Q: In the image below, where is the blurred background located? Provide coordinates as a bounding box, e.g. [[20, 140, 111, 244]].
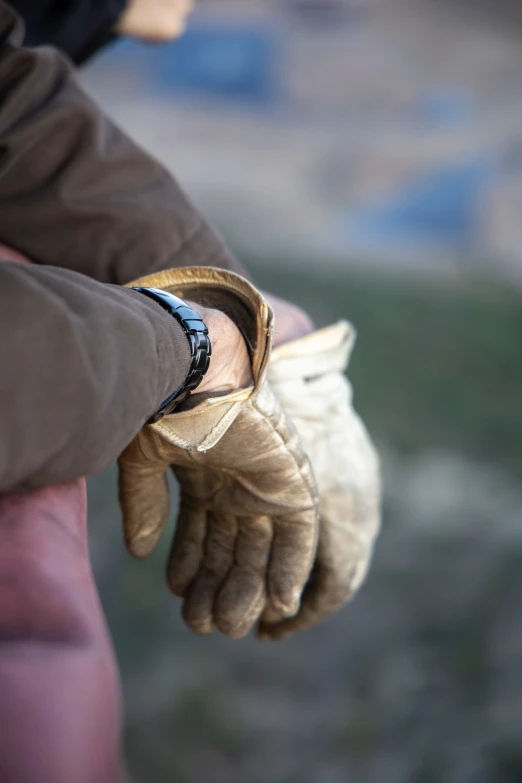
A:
[[81, 2, 522, 781]]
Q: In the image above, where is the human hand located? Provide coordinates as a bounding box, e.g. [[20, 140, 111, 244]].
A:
[[115, 0, 194, 42], [118, 267, 320, 639], [185, 300, 253, 394]]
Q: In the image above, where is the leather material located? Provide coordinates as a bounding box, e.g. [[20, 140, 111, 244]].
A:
[[118, 267, 320, 639], [258, 321, 381, 639]]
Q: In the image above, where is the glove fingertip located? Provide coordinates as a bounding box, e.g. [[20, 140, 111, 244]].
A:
[[167, 574, 187, 598], [215, 611, 254, 640], [215, 586, 266, 640], [218, 621, 251, 640], [268, 593, 301, 620], [126, 530, 161, 559], [256, 622, 293, 642], [181, 604, 215, 636], [119, 470, 170, 560], [256, 626, 277, 641]]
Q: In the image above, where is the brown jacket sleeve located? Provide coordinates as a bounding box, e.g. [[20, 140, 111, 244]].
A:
[[0, 261, 190, 492], [0, 2, 250, 492], [0, 2, 247, 284]]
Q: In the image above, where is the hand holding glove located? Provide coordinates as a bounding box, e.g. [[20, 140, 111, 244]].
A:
[[118, 268, 319, 639]]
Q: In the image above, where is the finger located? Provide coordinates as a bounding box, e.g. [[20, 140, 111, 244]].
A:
[[166, 503, 207, 597], [118, 458, 170, 559], [266, 509, 318, 619], [258, 565, 349, 640], [257, 604, 320, 641], [214, 516, 272, 639], [181, 513, 237, 635], [259, 526, 374, 640]]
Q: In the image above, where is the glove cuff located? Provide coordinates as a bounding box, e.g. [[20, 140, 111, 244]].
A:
[[268, 320, 356, 383], [126, 267, 273, 385], [126, 267, 274, 452]]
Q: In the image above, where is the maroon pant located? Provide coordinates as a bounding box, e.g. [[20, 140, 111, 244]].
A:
[[0, 247, 122, 782]]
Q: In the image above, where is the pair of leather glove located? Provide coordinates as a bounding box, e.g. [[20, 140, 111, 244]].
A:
[[118, 267, 381, 640]]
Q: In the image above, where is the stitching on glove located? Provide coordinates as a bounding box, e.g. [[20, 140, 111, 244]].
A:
[[155, 400, 244, 452]]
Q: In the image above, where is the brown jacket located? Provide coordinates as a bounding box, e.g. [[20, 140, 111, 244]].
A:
[[0, 2, 246, 492]]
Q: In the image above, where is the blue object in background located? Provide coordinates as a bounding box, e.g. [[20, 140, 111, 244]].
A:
[[336, 158, 495, 251], [149, 25, 279, 104], [103, 24, 279, 105]]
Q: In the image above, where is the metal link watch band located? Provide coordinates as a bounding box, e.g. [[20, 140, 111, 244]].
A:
[[131, 286, 212, 424]]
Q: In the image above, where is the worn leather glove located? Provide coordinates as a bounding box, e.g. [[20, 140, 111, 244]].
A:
[[118, 268, 319, 639], [257, 321, 381, 639]]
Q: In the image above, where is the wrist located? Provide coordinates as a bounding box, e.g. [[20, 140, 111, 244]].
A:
[[185, 301, 253, 394]]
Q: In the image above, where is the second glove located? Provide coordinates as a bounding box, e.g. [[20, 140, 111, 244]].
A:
[[258, 320, 381, 639]]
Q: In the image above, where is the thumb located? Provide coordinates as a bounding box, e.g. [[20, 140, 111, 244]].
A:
[[118, 452, 170, 559]]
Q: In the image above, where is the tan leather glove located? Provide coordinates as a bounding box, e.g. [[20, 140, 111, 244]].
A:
[[118, 268, 319, 639], [257, 321, 381, 639]]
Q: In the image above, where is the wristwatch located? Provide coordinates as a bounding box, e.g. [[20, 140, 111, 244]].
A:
[[132, 286, 212, 424]]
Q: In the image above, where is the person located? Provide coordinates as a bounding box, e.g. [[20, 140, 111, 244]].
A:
[[0, 0, 313, 496], [0, 2, 318, 780], [0, 2, 381, 780], [12, 0, 197, 64]]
